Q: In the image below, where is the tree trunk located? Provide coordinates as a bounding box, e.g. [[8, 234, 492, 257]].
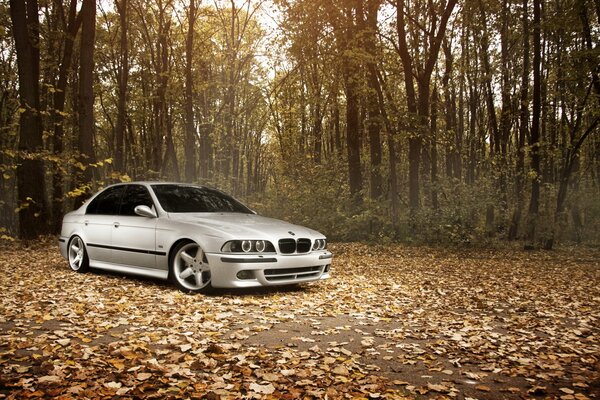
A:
[[184, 0, 197, 182], [9, 0, 47, 239], [77, 0, 97, 200], [442, 39, 458, 180], [343, 4, 362, 205], [115, 0, 128, 174], [498, 0, 511, 210], [525, 0, 542, 249], [365, 0, 382, 199], [333, 96, 342, 155], [345, 71, 361, 203], [396, 0, 419, 213], [508, 0, 529, 241], [374, 72, 399, 226], [477, 0, 500, 157], [430, 87, 439, 210], [51, 0, 81, 233]]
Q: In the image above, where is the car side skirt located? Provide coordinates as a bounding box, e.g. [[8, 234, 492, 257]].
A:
[[88, 261, 169, 280]]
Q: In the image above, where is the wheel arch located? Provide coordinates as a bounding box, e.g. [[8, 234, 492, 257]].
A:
[[67, 232, 87, 248], [168, 238, 193, 264]]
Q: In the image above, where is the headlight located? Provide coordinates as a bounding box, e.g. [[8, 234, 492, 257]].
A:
[[221, 240, 275, 253], [241, 240, 252, 252], [312, 239, 327, 251]]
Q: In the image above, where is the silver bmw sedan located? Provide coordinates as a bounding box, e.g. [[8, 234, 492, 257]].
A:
[[59, 182, 332, 293]]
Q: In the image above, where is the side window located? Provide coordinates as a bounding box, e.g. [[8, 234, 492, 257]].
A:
[[119, 185, 154, 216], [86, 186, 125, 215]]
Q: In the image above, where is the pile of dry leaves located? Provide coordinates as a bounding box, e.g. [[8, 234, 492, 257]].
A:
[[1, 240, 598, 399]]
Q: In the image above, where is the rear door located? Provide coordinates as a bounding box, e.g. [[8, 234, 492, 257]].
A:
[[111, 184, 158, 269], [84, 185, 125, 263]]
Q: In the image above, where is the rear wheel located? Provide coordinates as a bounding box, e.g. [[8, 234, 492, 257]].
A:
[[170, 241, 212, 293], [68, 236, 89, 272]]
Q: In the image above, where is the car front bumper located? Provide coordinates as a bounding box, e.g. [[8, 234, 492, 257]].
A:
[[205, 250, 332, 288]]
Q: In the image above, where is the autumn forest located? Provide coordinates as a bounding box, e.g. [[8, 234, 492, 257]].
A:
[[1, 1, 600, 398], [1, 0, 599, 247]]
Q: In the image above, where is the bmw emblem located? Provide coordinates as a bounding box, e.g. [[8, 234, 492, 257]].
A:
[[288, 231, 295, 236]]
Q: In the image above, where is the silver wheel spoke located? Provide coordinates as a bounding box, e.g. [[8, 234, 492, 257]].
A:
[[194, 272, 203, 286], [179, 267, 194, 279], [180, 251, 194, 264], [71, 244, 80, 253], [73, 255, 81, 265]]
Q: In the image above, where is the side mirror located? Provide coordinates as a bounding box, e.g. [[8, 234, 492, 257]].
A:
[[134, 205, 157, 218]]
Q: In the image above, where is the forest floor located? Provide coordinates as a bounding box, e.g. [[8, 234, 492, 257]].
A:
[[0, 241, 598, 399]]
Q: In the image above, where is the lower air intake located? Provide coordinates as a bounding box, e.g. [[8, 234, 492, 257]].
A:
[[264, 266, 323, 282]]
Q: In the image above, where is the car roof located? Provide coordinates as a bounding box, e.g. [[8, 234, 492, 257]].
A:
[[105, 181, 205, 187]]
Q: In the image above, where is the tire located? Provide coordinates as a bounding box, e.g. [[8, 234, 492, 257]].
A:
[[169, 241, 212, 293], [68, 235, 89, 273]]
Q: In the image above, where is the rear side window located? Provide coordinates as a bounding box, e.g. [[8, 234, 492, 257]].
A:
[[119, 185, 154, 216], [86, 186, 125, 215]]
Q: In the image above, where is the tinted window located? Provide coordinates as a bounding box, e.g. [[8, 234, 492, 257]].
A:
[[119, 185, 154, 216], [86, 186, 125, 215], [151, 184, 252, 213]]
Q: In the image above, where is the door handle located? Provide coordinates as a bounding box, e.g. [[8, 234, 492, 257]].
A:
[[113, 222, 120, 228]]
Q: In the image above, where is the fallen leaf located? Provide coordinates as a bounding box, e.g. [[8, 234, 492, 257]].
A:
[[249, 382, 275, 394], [104, 381, 122, 389], [136, 372, 152, 381]]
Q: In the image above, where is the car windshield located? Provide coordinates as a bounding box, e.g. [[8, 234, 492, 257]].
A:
[[151, 184, 253, 213]]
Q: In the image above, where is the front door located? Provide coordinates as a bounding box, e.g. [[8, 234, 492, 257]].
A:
[[111, 184, 157, 269]]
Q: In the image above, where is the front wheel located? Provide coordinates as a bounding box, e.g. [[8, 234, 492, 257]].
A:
[[170, 241, 212, 293], [68, 236, 89, 272]]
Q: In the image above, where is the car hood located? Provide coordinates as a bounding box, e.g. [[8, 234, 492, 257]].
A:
[[166, 212, 322, 239]]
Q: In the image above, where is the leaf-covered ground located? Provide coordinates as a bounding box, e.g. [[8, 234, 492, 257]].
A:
[[0, 241, 598, 399]]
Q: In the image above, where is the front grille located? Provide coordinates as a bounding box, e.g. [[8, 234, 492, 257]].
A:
[[296, 238, 311, 253], [278, 239, 296, 254], [264, 266, 323, 282]]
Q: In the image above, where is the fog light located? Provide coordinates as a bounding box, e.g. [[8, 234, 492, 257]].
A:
[[241, 240, 252, 252], [255, 240, 265, 252], [236, 270, 255, 280]]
